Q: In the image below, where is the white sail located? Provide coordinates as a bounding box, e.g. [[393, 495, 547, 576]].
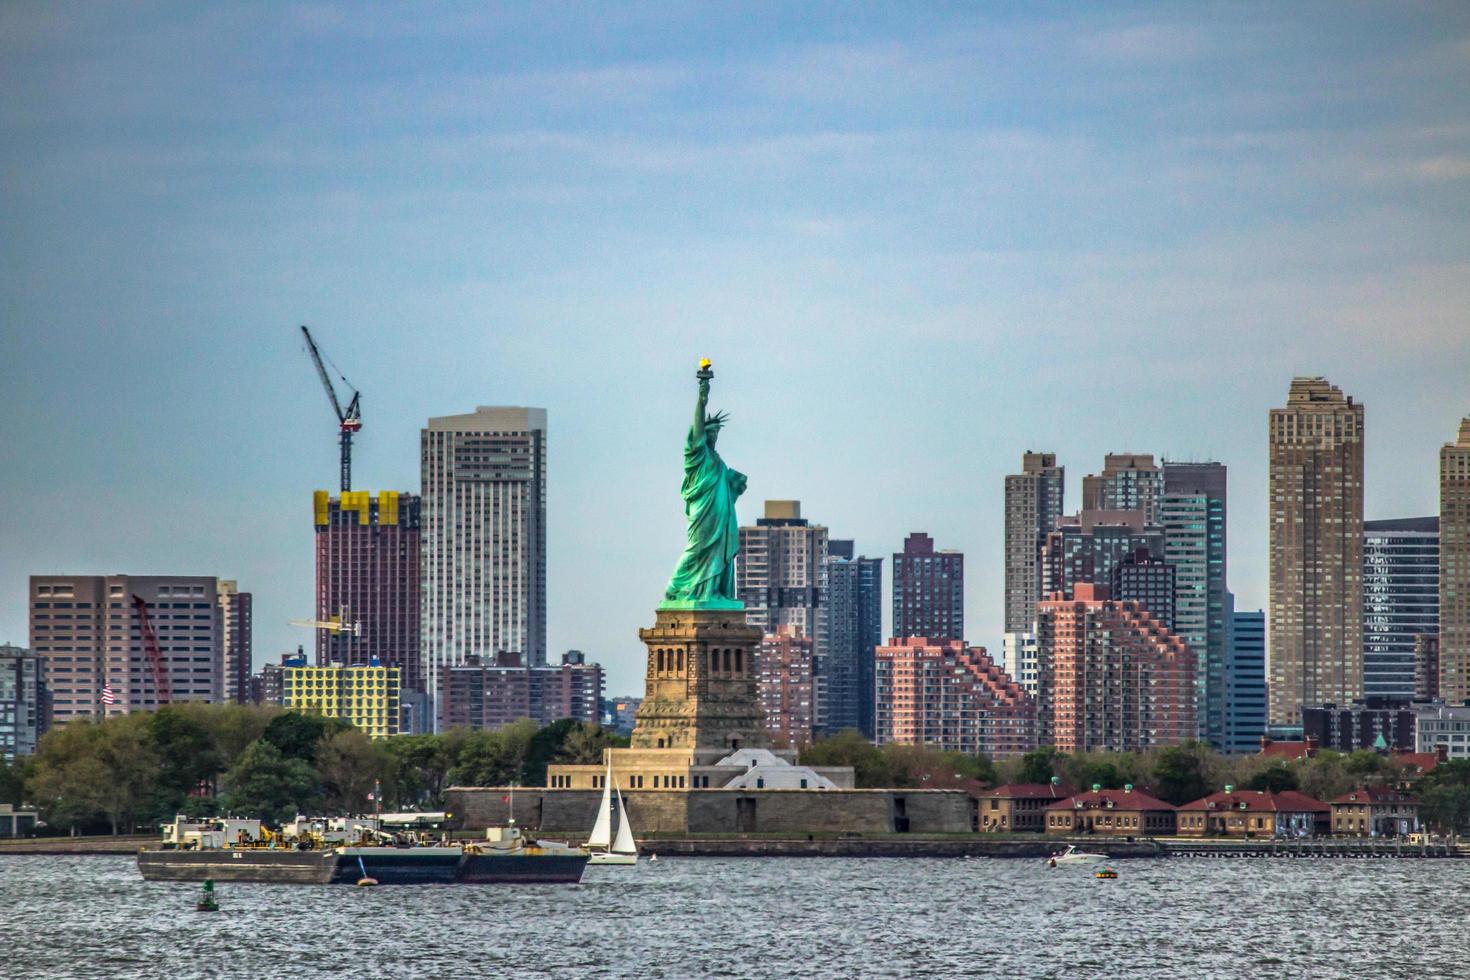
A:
[[612, 784, 636, 855], [587, 771, 613, 849]]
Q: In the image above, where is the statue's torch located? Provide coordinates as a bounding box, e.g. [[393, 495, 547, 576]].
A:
[[697, 358, 713, 382]]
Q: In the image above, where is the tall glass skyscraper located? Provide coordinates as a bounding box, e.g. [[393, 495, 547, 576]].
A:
[[1163, 460, 1228, 746], [1224, 595, 1267, 753], [1362, 517, 1439, 700]]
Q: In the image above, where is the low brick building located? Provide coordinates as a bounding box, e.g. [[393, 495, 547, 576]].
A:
[[1176, 788, 1329, 838], [1330, 787, 1420, 837], [976, 781, 1073, 833], [1043, 786, 1176, 836]]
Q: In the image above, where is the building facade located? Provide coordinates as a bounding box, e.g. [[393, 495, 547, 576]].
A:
[[0, 644, 44, 761], [1441, 417, 1470, 705], [1268, 377, 1365, 727], [1083, 453, 1163, 524], [1036, 584, 1196, 753], [437, 651, 604, 732], [874, 638, 1036, 758], [216, 580, 253, 705], [1111, 547, 1176, 630], [1042, 511, 1166, 604], [282, 662, 401, 738], [737, 501, 829, 724], [824, 542, 882, 738], [892, 533, 964, 643], [1176, 789, 1330, 837], [1223, 600, 1267, 754], [1300, 697, 1417, 753], [1003, 631, 1040, 697], [313, 489, 423, 690], [1330, 787, 1420, 837], [1004, 452, 1065, 633], [1415, 702, 1470, 760], [421, 407, 548, 719], [755, 627, 816, 747], [976, 781, 1072, 832], [1362, 517, 1439, 701], [1162, 460, 1229, 746], [1044, 786, 1177, 836], [1415, 634, 1441, 701], [30, 575, 223, 722]]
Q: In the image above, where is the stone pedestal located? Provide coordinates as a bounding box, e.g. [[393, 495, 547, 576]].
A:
[[630, 606, 767, 764]]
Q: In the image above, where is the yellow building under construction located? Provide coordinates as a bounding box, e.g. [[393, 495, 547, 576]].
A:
[[283, 663, 401, 739]]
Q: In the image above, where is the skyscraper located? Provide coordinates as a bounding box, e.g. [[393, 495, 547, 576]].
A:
[[30, 575, 224, 722], [754, 626, 816, 747], [1362, 517, 1439, 701], [1035, 583, 1196, 753], [892, 533, 964, 643], [737, 500, 829, 722], [438, 651, 604, 731], [217, 580, 253, 704], [313, 489, 423, 690], [874, 638, 1036, 758], [1268, 377, 1365, 728], [1083, 453, 1163, 524], [1111, 547, 1176, 630], [1162, 460, 1229, 745], [1042, 510, 1165, 602], [1223, 596, 1267, 754], [1441, 417, 1470, 705], [823, 545, 883, 738], [1004, 452, 1064, 633], [421, 407, 547, 719], [0, 644, 43, 761]]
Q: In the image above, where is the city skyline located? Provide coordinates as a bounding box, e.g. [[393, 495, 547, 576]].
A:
[[4, 5, 1469, 697]]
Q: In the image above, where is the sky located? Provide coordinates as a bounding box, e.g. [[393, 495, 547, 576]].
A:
[[2, 2, 1468, 697]]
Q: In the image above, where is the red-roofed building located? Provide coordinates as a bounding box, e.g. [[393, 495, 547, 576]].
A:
[[1176, 788, 1329, 838], [1330, 787, 1421, 836], [1044, 786, 1177, 836], [1257, 736, 1318, 761], [976, 781, 1074, 833]]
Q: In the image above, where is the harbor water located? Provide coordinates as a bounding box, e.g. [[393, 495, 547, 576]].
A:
[[2, 854, 1467, 978]]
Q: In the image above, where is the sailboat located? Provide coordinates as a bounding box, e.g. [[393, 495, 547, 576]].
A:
[[586, 762, 638, 866]]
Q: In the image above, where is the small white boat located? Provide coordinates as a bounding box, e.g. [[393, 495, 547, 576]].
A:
[[586, 761, 638, 866], [1048, 844, 1107, 866]]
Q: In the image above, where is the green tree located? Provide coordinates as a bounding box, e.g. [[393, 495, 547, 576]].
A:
[[96, 713, 162, 834], [0, 757, 23, 806], [221, 740, 319, 824], [1417, 759, 1470, 834], [448, 721, 538, 788], [151, 705, 221, 806], [1150, 743, 1215, 805], [799, 730, 891, 787], [1243, 762, 1299, 793], [1015, 746, 1063, 786], [315, 729, 386, 815], [261, 711, 351, 762]]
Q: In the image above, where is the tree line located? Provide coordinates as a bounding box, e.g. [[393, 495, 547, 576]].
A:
[[799, 730, 1470, 833], [4, 711, 1466, 835], [0, 703, 622, 835]]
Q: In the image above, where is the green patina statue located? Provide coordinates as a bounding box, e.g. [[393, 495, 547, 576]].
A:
[[662, 359, 747, 609]]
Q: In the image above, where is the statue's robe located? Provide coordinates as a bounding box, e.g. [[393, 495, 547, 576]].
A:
[[664, 425, 747, 602]]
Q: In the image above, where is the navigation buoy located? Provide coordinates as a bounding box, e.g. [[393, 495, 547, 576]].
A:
[[1095, 867, 1118, 880], [196, 879, 220, 912], [356, 877, 379, 887]]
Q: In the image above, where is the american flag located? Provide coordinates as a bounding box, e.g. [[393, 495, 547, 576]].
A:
[[101, 683, 115, 706]]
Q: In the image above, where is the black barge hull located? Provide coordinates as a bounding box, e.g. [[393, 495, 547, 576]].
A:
[[137, 849, 339, 883]]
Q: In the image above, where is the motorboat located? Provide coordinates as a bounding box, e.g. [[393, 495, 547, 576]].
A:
[[586, 760, 638, 866], [1047, 844, 1107, 866]]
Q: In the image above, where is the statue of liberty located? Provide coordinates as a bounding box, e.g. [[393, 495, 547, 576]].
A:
[[663, 359, 747, 608]]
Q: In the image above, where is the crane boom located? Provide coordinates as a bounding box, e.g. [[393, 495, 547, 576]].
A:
[[132, 594, 173, 706], [300, 325, 363, 492], [301, 324, 346, 421]]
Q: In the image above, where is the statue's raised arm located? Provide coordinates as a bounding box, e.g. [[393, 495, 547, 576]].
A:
[[662, 359, 747, 609]]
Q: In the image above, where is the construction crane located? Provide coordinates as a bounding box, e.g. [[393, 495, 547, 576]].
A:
[[131, 595, 173, 706], [300, 325, 363, 492], [287, 614, 362, 638]]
